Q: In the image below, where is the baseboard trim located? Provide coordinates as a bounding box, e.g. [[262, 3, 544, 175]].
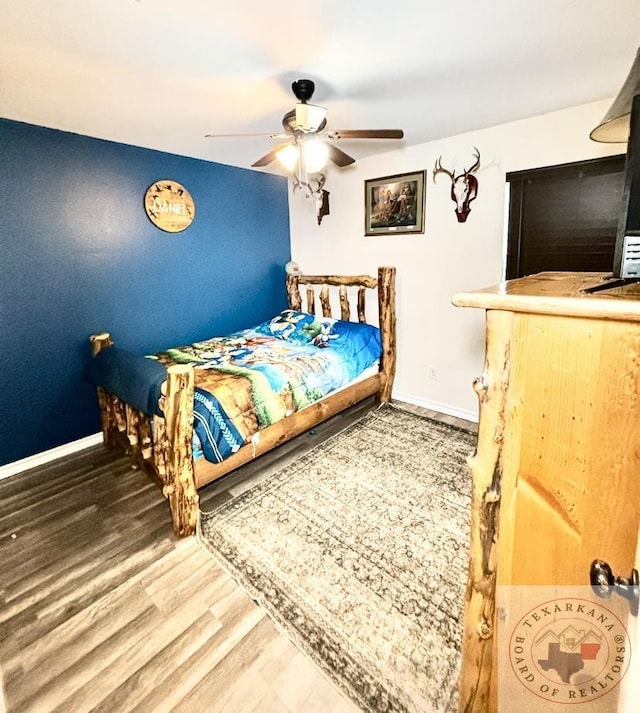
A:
[[392, 390, 478, 424], [0, 433, 104, 481]]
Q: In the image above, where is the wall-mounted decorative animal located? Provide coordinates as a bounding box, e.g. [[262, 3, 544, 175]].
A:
[[433, 147, 481, 222], [293, 173, 330, 225]]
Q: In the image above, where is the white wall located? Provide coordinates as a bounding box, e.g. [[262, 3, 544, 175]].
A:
[[289, 99, 623, 420]]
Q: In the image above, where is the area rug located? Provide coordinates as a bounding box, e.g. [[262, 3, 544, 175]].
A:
[[197, 404, 475, 713]]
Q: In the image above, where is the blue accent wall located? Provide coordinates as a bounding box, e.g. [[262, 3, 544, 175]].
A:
[[0, 118, 291, 466]]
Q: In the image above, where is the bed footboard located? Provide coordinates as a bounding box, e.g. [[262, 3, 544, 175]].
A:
[[89, 333, 199, 536]]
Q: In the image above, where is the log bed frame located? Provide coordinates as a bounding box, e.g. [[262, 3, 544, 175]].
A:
[[89, 266, 396, 537]]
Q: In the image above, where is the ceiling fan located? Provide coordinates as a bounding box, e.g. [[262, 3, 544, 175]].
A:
[[205, 79, 404, 171]]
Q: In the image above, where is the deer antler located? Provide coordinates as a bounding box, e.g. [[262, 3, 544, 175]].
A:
[[292, 173, 326, 198], [433, 157, 454, 183], [465, 147, 481, 175]]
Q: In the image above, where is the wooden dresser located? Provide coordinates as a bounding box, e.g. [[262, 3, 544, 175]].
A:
[[452, 272, 640, 711]]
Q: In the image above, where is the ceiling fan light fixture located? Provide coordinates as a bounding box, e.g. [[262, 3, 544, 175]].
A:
[[276, 143, 299, 172], [302, 138, 329, 174]]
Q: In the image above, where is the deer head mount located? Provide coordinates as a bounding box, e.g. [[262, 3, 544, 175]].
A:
[[292, 173, 330, 225], [433, 147, 480, 223]]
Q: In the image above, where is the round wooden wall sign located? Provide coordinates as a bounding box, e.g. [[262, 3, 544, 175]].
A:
[[144, 180, 195, 232]]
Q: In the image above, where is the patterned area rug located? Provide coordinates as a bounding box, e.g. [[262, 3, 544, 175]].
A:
[[197, 404, 475, 713]]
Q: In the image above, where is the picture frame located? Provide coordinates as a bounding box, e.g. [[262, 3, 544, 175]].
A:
[[364, 170, 426, 236]]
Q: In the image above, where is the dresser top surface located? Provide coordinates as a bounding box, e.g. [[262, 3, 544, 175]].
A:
[[452, 272, 640, 321]]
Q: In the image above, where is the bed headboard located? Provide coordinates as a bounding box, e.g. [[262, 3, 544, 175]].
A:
[[286, 266, 390, 324], [286, 266, 396, 402]]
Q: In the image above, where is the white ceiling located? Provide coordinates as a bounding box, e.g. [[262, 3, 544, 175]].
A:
[[1, 0, 639, 173]]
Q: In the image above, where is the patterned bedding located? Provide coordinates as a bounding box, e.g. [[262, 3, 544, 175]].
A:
[[149, 310, 382, 464]]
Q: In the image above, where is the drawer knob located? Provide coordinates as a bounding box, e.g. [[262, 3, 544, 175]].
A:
[[590, 559, 639, 616]]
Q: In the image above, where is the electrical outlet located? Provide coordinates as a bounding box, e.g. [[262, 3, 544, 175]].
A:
[[428, 368, 438, 380]]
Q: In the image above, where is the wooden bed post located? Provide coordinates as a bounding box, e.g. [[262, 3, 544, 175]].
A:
[[286, 273, 302, 311], [89, 332, 113, 357], [89, 332, 116, 447], [377, 266, 397, 403], [161, 364, 199, 537]]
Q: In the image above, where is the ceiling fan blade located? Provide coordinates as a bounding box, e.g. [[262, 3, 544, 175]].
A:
[[205, 132, 288, 139], [251, 142, 293, 168], [327, 129, 404, 140], [326, 143, 356, 167], [251, 148, 281, 167]]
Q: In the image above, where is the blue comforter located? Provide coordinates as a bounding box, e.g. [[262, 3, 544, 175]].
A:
[[153, 310, 382, 464]]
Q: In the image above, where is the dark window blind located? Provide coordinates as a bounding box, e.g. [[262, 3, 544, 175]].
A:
[[506, 155, 626, 279]]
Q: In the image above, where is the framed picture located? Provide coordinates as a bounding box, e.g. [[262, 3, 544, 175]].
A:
[[364, 170, 426, 236]]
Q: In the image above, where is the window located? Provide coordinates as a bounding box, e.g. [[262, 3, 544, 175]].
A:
[[506, 155, 626, 279]]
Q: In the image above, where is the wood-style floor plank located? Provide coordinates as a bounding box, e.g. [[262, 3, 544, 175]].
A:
[[57, 574, 225, 712], [0, 399, 476, 713], [89, 611, 222, 713]]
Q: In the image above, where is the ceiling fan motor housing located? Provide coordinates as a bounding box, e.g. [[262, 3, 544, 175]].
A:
[[292, 79, 315, 103], [293, 105, 327, 133]]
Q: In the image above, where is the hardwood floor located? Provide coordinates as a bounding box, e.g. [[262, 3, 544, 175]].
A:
[[0, 399, 476, 713]]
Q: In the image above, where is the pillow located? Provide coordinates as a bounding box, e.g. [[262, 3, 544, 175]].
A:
[[86, 347, 167, 416], [255, 309, 317, 344], [311, 318, 382, 378]]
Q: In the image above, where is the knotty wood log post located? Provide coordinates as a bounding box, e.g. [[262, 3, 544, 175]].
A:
[[89, 332, 158, 468], [89, 332, 117, 447], [357, 287, 366, 323], [152, 415, 168, 483], [125, 403, 142, 467], [286, 273, 302, 311], [161, 364, 199, 537], [137, 414, 153, 462], [320, 285, 331, 317], [89, 332, 113, 358], [377, 266, 397, 403], [339, 285, 350, 321], [306, 285, 315, 314], [458, 309, 513, 712], [124, 403, 154, 469]]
